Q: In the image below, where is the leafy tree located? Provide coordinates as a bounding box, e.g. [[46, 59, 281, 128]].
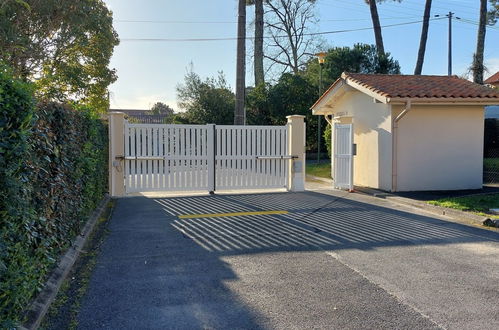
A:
[[246, 83, 271, 125], [0, 0, 119, 113], [150, 102, 174, 116], [176, 70, 234, 124], [247, 73, 318, 150], [304, 44, 400, 89]]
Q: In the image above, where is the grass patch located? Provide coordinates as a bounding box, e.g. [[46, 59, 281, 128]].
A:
[[40, 200, 115, 330], [428, 193, 499, 218], [306, 162, 331, 179], [484, 158, 499, 171]]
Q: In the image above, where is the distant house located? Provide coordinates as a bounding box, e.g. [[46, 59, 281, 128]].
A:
[[311, 73, 499, 192], [109, 109, 168, 124], [485, 71, 499, 89]]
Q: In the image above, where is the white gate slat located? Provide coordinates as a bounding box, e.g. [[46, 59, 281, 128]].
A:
[[124, 123, 130, 189], [131, 127, 136, 190], [138, 128, 143, 189], [242, 128, 247, 187], [216, 127, 222, 187], [174, 127, 180, 189], [250, 128, 255, 187], [159, 127, 164, 189]]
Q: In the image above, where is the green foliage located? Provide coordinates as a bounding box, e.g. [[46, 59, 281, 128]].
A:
[[304, 43, 401, 89], [488, 0, 499, 25], [428, 194, 499, 218], [0, 67, 108, 326], [324, 124, 332, 158], [0, 64, 36, 328], [0, 0, 119, 113], [176, 70, 235, 124], [306, 162, 331, 179], [150, 102, 174, 116], [247, 73, 320, 151]]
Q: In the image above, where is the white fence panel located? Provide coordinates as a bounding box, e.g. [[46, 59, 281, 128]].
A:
[[333, 123, 353, 190], [124, 122, 210, 193], [215, 125, 288, 190]]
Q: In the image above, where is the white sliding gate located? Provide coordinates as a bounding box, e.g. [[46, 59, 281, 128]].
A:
[[333, 123, 354, 190], [123, 122, 290, 193]]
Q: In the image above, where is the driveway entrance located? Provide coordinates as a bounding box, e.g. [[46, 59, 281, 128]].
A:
[[77, 190, 499, 329]]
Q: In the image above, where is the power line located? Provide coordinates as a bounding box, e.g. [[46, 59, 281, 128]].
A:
[[120, 17, 445, 42], [115, 19, 238, 24], [115, 16, 423, 24]]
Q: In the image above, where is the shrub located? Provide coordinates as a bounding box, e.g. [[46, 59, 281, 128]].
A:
[[0, 68, 108, 326], [324, 124, 332, 159], [0, 66, 36, 328]]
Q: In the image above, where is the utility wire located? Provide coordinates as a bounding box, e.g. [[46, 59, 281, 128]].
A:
[[120, 17, 445, 42], [115, 16, 422, 24]]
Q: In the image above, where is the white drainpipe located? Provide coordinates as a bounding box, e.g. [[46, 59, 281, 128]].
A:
[[391, 99, 412, 192]]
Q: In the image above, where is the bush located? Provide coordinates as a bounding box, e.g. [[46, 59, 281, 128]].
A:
[[324, 124, 332, 159], [0, 68, 108, 326]]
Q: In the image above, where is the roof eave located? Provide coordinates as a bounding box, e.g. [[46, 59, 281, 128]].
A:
[[343, 73, 389, 104], [389, 97, 499, 105], [311, 79, 346, 115]]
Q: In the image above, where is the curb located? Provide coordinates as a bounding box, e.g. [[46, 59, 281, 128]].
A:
[[20, 195, 111, 330], [356, 190, 496, 229]]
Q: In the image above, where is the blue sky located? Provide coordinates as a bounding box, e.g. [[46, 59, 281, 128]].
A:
[[104, 0, 499, 110]]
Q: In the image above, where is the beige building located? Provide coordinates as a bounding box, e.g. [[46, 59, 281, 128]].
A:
[[311, 73, 499, 192]]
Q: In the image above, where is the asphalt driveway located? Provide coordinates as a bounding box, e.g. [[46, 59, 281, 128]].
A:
[[77, 189, 499, 329]]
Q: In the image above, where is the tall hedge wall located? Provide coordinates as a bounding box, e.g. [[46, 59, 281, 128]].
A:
[[0, 69, 108, 327]]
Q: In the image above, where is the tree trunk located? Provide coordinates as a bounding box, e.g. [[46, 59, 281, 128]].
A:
[[235, 0, 246, 125], [414, 0, 432, 75], [254, 0, 265, 86], [367, 0, 384, 55], [473, 0, 487, 84]]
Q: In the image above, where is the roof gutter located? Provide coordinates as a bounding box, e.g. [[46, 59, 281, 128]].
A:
[[392, 99, 412, 192]]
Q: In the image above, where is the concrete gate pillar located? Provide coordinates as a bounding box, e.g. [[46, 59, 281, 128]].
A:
[[287, 115, 306, 192], [109, 112, 125, 197]]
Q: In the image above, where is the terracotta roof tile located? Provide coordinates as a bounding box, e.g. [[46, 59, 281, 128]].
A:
[[345, 73, 499, 99], [485, 71, 499, 84]]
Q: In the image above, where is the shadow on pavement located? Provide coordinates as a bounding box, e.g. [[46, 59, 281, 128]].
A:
[[155, 191, 499, 256], [78, 191, 498, 329]]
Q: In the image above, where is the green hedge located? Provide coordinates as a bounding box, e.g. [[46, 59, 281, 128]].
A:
[[0, 69, 108, 327]]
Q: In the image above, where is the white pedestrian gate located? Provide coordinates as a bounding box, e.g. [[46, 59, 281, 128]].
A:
[[123, 122, 290, 193], [333, 123, 354, 190]]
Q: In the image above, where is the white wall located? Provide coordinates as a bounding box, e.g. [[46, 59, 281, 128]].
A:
[[395, 105, 484, 191], [331, 91, 392, 191]]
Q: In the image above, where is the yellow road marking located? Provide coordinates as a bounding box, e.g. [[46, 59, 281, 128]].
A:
[[178, 210, 288, 219]]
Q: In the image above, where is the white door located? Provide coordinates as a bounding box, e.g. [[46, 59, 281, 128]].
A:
[[333, 123, 353, 190]]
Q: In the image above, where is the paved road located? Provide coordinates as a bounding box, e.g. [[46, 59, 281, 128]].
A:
[[78, 188, 499, 329]]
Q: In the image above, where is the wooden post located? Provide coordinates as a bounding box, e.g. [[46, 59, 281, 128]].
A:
[[287, 115, 306, 191], [109, 112, 125, 197]]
